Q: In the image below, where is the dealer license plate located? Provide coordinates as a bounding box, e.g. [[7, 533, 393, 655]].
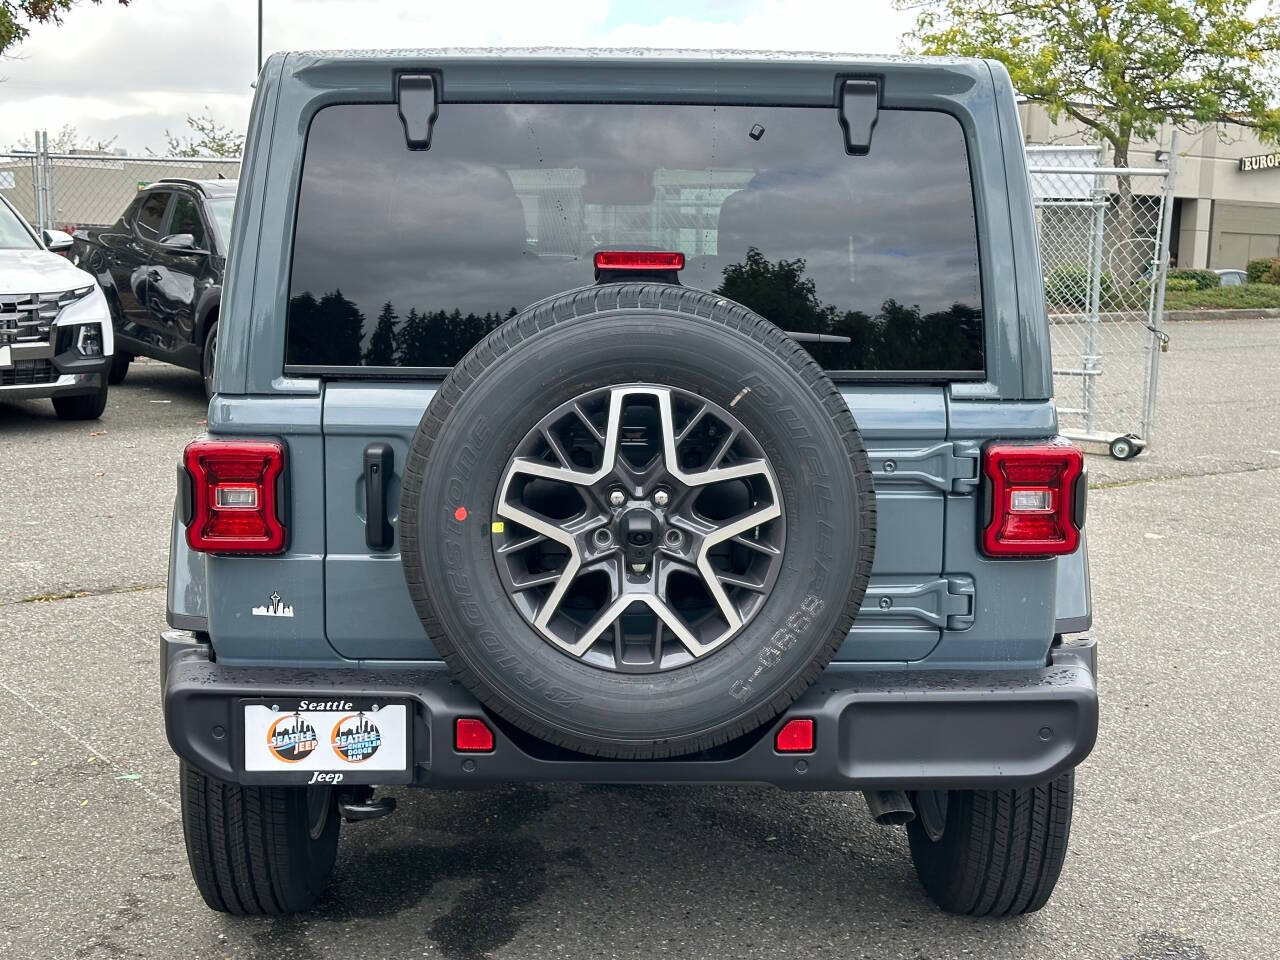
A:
[[241, 698, 409, 783]]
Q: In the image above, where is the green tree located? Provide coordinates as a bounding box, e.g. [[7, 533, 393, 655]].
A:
[[1, 1, 128, 57], [310, 289, 364, 365], [395, 308, 430, 366], [902, 0, 1280, 162], [155, 109, 245, 159], [901, 0, 1280, 275], [716, 247, 834, 335], [363, 301, 399, 366], [8, 123, 116, 154]]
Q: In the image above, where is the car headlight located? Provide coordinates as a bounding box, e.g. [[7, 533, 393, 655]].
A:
[[76, 323, 103, 357]]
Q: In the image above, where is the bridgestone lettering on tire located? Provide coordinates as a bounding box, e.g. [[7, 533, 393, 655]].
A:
[[400, 283, 876, 759]]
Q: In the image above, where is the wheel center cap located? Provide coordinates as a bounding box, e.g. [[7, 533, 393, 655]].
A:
[[619, 506, 659, 573]]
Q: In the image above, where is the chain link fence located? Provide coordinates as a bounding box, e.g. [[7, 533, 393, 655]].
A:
[[1, 136, 239, 234], [4, 130, 1175, 459], [1028, 140, 1177, 458]]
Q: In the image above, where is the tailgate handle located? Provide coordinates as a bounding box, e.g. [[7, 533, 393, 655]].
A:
[[363, 442, 394, 551]]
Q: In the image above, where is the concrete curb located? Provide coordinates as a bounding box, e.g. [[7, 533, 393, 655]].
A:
[[1164, 307, 1280, 321], [1049, 307, 1280, 324]]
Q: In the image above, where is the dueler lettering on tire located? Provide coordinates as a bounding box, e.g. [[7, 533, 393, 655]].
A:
[[400, 283, 876, 759]]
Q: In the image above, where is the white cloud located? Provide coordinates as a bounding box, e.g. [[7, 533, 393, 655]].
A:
[[595, 2, 910, 54], [0, 0, 913, 154]]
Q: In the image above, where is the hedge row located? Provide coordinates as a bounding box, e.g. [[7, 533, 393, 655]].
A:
[[1247, 257, 1280, 284], [1166, 268, 1219, 290]]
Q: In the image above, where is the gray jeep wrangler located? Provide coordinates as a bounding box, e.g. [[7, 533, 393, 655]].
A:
[[163, 50, 1097, 918]]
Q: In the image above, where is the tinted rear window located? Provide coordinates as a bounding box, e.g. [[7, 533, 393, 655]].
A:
[[287, 101, 983, 376]]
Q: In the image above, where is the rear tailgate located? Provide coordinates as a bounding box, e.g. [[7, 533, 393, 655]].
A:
[[320, 383, 959, 663]]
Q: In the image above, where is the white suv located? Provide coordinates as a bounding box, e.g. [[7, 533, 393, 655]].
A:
[[0, 194, 114, 419]]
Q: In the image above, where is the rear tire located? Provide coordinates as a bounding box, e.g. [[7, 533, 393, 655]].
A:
[[107, 352, 131, 385], [52, 378, 108, 420], [180, 762, 339, 915], [907, 771, 1075, 916]]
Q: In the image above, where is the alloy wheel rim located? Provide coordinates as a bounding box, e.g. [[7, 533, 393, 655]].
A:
[[491, 384, 785, 673]]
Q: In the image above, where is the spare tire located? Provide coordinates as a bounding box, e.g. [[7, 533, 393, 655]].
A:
[[400, 283, 875, 759]]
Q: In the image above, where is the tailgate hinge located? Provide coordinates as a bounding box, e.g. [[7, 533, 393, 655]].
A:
[[838, 78, 879, 155], [397, 74, 439, 150], [861, 575, 975, 631], [869, 441, 980, 494], [944, 576, 975, 631]]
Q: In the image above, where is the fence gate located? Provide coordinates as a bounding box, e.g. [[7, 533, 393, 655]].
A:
[[1027, 138, 1176, 460]]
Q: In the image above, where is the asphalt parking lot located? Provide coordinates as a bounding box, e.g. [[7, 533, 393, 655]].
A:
[[2, 318, 1278, 960]]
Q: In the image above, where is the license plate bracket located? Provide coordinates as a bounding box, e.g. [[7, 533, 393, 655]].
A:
[[237, 697, 412, 786]]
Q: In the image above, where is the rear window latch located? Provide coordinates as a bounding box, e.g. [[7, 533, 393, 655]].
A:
[[398, 74, 439, 150], [838, 78, 879, 156]]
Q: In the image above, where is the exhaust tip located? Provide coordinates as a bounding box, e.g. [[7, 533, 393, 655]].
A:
[[863, 789, 916, 827], [873, 808, 915, 826]]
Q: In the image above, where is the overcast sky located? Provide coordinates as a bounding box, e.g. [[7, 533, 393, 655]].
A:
[[0, 1, 914, 154]]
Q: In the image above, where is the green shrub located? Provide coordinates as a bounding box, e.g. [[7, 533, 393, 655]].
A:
[[1165, 283, 1280, 309], [1167, 268, 1219, 290], [1044, 264, 1115, 308], [1264, 260, 1280, 285], [1246, 258, 1273, 283], [1164, 276, 1198, 291]]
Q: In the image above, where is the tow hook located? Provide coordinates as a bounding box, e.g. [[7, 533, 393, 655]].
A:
[[336, 785, 397, 823]]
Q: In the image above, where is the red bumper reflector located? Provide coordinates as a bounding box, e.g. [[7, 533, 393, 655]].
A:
[[455, 717, 495, 752], [775, 718, 815, 753], [594, 250, 685, 271]]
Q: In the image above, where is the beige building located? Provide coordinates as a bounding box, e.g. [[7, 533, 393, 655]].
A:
[[1019, 103, 1280, 269]]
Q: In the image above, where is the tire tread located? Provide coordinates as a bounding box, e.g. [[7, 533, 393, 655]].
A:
[[907, 771, 1075, 917], [179, 762, 333, 915]]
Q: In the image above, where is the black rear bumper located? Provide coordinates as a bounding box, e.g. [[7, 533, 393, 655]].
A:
[[162, 631, 1097, 791]]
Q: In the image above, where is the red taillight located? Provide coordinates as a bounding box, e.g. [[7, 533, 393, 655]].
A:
[[593, 250, 685, 271], [455, 717, 495, 753], [981, 438, 1084, 557], [775, 718, 815, 753], [183, 439, 286, 554]]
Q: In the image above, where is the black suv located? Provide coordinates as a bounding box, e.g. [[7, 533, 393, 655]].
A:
[[73, 177, 233, 396]]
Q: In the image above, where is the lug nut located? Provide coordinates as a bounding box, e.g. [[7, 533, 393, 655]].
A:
[[593, 528, 613, 547], [653, 489, 670, 507], [608, 489, 626, 508], [664, 529, 683, 548]]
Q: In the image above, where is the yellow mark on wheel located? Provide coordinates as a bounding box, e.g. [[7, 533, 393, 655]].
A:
[[491, 521, 505, 534]]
